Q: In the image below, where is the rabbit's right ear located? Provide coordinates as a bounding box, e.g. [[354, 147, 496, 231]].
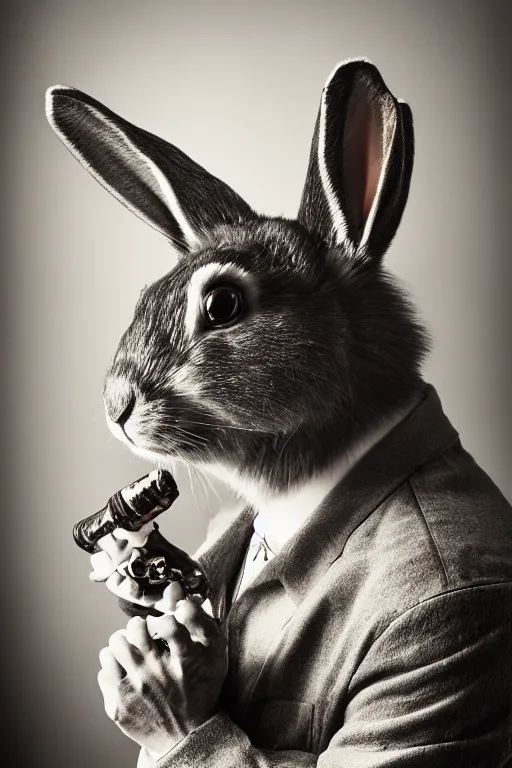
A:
[[46, 86, 254, 255], [297, 59, 414, 262]]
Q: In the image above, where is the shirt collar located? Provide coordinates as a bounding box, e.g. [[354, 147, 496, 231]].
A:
[[199, 383, 459, 613]]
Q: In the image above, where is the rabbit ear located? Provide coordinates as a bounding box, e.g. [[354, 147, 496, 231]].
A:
[[298, 59, 414, 260], [46, 86, 254, 255]]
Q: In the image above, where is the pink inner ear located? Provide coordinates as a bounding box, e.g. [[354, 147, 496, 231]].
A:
[[344, 95, 384, 232], [363, 101, 383, 222]]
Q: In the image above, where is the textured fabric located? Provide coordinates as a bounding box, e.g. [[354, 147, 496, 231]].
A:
[[149, 384, 512, 767]]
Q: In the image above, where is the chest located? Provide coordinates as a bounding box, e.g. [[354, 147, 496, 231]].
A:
[[219, 562, 372, 755]]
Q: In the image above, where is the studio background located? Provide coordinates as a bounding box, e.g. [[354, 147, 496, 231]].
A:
[[3, 1, 511, 766]]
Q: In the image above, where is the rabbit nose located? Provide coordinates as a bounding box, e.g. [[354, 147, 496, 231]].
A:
[[104, 378, 136, 425]]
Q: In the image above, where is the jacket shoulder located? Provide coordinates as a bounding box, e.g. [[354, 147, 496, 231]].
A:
[[339, 441, 512, 635], [408, 440, 512, 589]]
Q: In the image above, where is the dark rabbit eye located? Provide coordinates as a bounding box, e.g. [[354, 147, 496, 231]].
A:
[[203, 285, 243, 328]]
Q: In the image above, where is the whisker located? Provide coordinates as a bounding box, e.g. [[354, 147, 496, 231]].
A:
[[279, 424, 299, 459], [192, 465, 214, 518], [184, 419, 264, 434], [174, 426, 210, 445], [200, 468, 221, 504], [186, 462, 200, 515]]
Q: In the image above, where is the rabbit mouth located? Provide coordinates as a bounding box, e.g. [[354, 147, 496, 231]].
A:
[[106, 411, 139, 448], [105, 403, 218, 464]]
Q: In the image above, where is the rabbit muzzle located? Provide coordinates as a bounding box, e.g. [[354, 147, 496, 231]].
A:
[[103, 375, 143, 446]]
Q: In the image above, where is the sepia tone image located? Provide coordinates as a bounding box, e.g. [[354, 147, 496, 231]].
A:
[[3, 1, 512, 766]]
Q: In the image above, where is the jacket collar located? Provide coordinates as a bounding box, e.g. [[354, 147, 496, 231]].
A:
[[199, 384, 459, 613]]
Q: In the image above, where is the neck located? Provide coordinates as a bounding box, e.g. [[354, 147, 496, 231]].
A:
[[198, 388, 426, 552]]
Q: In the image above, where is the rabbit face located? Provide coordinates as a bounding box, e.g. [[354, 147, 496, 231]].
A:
[[103, 219, 352, 469], [47, 59, 430, 489]]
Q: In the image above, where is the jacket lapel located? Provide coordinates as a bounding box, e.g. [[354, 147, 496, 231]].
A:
[[198, 506, 256, 618], [265, 384, 459, 605], [198, 384, 459, 615]]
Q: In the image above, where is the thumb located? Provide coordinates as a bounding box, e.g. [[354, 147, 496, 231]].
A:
[[89, 550, 115, 582], [173, 599, 221, 646], [153, 580, 185, 614]]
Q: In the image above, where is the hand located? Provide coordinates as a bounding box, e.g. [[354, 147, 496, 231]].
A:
[[89, 524, 180, 611], [97, 600, 228, 760]]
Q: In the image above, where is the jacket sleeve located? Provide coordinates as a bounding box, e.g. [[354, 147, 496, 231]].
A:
[[142, 582, 512, 768]]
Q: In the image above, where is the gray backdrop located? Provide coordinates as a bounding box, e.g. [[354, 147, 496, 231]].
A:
[[3, 1, 511, 766]]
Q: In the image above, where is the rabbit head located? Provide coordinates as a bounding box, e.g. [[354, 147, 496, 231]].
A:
[[46, 59, 430, 494]]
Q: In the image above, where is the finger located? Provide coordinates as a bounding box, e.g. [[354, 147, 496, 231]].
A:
[[154, 581, 185, 614], [201, 598, 214, 618], [125, 615, 155, 655], [89, 550, 115, 582], [96, 532, 132, 567], [97, 668, 118, 720], [146, 613, 193, 654], [105, 571, 126, 597], [174, 600, 221, 646], [99, 646, 124, 681], [112, 521, 155, 548], [105, 571, 152, 606], [109, 629, 142, 676]]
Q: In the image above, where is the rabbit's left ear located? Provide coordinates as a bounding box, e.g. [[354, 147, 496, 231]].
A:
[[298, 59, 414, 261]]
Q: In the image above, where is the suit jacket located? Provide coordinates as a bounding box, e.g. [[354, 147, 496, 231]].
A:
[[150, 384, 512, 767]]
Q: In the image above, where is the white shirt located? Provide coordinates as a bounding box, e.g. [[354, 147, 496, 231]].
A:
[[231, 515, 277, 602]]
